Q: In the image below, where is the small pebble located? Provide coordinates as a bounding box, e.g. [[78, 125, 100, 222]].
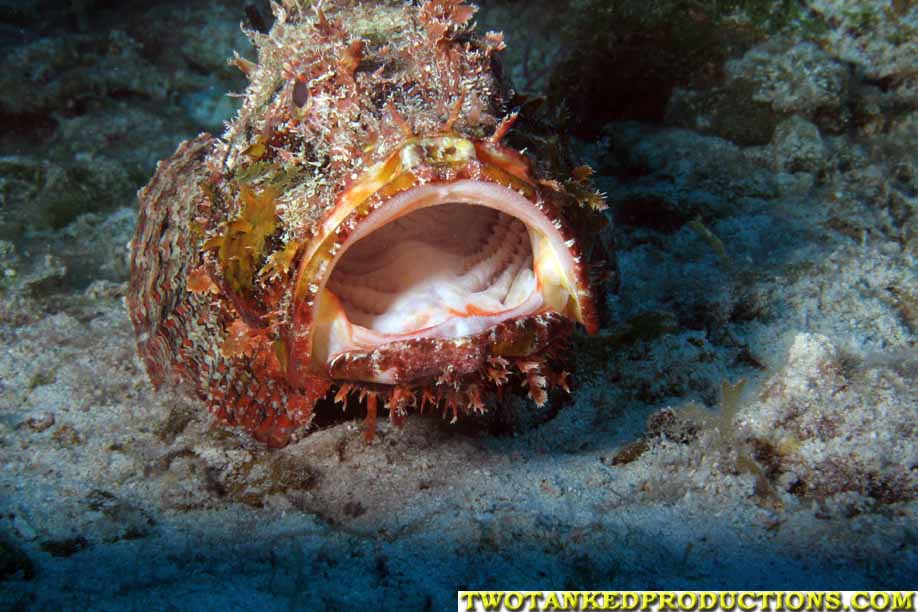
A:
[[27, 412, 55, 432]]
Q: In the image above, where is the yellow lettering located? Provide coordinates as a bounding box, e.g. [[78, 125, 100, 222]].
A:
[[760, 593, 776, 611], [626, 593, 642, 610], [505, 592, 524, 611], [679, 593, 698, 610], [700, 593, 718, 611], [642, 593, 659, 611], [481, 592, 504, 610], [805, 593, 823, 610], [738, 593, 757, 611], [545, 592, 562, 611], [892, 593, 914, 611], [853, 593, 871, 611], [659, 592, 677, 611], [526, 593, 541, 611], [461, 592, 479, 612]]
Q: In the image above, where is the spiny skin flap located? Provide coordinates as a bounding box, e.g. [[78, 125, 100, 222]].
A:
[[127, 0, 606, 447]]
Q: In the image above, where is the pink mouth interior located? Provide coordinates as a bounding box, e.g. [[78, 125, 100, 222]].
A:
[[311, 180, 581, 377], [327, 203, 537, 335]]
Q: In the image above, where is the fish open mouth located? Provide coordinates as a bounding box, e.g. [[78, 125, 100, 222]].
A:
[[308, 179, 590, 382]]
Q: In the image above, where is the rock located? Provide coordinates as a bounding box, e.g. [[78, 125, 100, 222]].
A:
[[51, 425, 83, 448], [0, 155, 135, 237], [547, 0, 761, 137], [26, 412, 55, 432], [475, 0, 565, 95], [55, 207, 135, 285], [83, 490, 155, 543], [746, 334, 918, 510], [83, 280, 126, 300], [176, 3, 252, 81], [1, 205, 135, 296], [181, 86, 241, 132], [666, 1, 918, 144], [600, 124, 778, 231], [772, 115, 826, 173], [21, 254, 67, 296], [729, 39, 850, 119], [125, 1, 251, 129], [666, 80, 781, 146], [0, 31, 169, 116], [781, 333, 842, 394], [668, 38, 850, 144], [808, 0, 918, 82], [51, 105, 197, 181], [0, 240, 15, 284]]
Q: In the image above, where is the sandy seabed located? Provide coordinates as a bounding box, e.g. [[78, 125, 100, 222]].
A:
[[1, 0, 916, 608]]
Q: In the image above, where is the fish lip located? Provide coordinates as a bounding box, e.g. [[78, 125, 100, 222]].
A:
[[326, 312, 575, 385], [283, 137, 598, 389], [304, 179, 593, 382]]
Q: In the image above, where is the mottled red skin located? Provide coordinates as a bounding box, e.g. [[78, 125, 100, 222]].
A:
[[127, 1, 604, 447], [128, 135, 215, 391]]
